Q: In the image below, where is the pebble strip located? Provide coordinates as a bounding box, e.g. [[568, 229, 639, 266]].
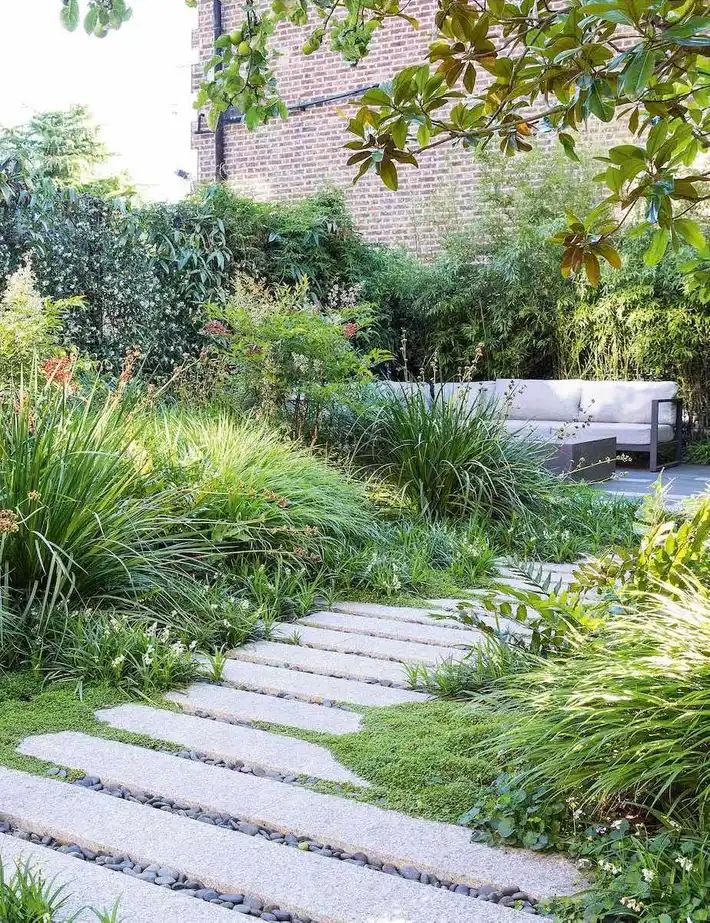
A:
[[38, 770, 539, 914], [0, 820, 305, 922]]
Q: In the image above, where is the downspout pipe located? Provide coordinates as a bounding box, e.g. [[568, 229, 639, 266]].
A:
[[213, 0, 226, 181]]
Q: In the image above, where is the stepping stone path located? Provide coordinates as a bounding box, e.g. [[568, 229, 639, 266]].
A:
[[1, 562, 587, 922]]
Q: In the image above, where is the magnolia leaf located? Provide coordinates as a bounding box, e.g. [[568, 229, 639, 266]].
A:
[[61, 0, 80, 30], [583, 251, 601, 286], [361, 87, 391, 107], [644, 227, 670, 266], [621, 45, 655, 99], [596, 242, 622, 269], [558, 132, 580, 162], [674, 218, 706, 252], [378, 158, 399, 191]]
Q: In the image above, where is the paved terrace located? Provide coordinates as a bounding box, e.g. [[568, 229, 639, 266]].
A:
[[599, 464, 709, 504]]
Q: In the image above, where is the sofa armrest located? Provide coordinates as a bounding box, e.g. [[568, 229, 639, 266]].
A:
[[650, 398, 683, 471], [651, 397, 683, 432]]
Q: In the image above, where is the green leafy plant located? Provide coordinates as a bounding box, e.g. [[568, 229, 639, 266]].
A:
[[579, 495, 710, 595], [0, 857, 122, 922], [0, 375, 219, 673], [204, 647, 229, 682], [460, 773, 568, 852], [556, 826, 710, 923], [149, 407, 374, 557], [198, 274, 389, 437], [0, 260, 78, 385], [686, 441, 710, 465], [0, 859, 71, 922], [406, 636, 529, 697]]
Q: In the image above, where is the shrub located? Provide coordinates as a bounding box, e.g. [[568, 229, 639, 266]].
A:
[[0, 261, 73, 385], [197, 274, 388, 437], [555, 232, 710, 436], [363, 391, 556, 521]]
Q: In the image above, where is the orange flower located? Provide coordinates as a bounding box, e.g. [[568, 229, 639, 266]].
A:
[[41, 356, 75, 387]]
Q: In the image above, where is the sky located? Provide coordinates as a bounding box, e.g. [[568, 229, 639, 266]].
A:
[[0, 0, 196, 201]]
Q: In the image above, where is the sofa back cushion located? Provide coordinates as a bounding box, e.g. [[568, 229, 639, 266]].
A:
[[434, 382, 496, 413], [494, 379, 584, 422], [579, 380, 678, 424], [374, 381, 432, 408]]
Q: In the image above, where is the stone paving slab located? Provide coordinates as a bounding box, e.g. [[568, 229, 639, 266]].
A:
[[232, 641, 411, 686], [333, 600, 475, 627], [496, 570, 574, 586], [167, 684, 363, 735], [219, 659, 430, 707], [333, 602, 530, 640], [21, 732, 586, 901], [303, 610, 481, 648], [273, 623, 466, 665], [423, 602, 529, 636], [0, 768, 541, 923], [0, 833, 234, 922], [95, 705, 367, 786]]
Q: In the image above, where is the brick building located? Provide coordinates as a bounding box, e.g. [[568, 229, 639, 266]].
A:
[[191, 1, 614, 255]]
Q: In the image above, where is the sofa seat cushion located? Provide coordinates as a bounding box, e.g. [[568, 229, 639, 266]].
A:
[[504, 420, 675, 446], [578, 422, 675, 446], [579, 380, 678, 424], [495, 379, 583, 422]]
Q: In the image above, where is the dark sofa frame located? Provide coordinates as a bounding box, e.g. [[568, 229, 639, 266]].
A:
[[617, 398, 684, 473]]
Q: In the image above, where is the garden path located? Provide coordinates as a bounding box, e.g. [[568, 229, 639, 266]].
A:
[[1, 564, 587, 923]]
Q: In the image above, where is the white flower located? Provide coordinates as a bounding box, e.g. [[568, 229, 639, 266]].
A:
[[675, 856, 693, 873], [111, 654, 125, 668], [620, 897, 644, 912], [641, 868, 655, 883]]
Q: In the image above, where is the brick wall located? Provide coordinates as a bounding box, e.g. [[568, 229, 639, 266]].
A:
[[191, 0, 620, 256]]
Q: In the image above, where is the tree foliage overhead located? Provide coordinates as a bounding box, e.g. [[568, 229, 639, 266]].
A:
[[56, 0, 710, 288], [0, 106, 108, 187]]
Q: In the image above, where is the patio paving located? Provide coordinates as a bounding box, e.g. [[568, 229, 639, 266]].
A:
[[598, 464, 709, 504]]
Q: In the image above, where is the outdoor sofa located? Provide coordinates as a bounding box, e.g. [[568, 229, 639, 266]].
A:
[[379, 379, 683, 472]]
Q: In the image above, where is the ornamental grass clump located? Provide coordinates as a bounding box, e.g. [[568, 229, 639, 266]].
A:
[[150, 408, 374, 559], [489, 579, 710, 824], [0, 374, 219, 675], [365, 390, 556, 521]]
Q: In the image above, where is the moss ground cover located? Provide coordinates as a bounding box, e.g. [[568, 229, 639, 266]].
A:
[[324, 700, 503, 822]]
